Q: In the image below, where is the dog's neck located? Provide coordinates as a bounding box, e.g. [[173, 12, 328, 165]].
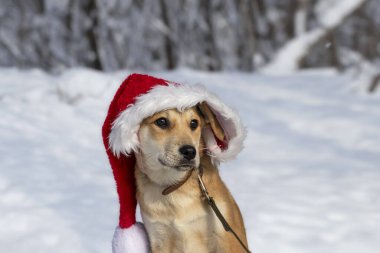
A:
[[161, 169, 195, 195]]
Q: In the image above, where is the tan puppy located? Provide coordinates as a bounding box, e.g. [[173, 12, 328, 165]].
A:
[[134, 104, 248, 253]]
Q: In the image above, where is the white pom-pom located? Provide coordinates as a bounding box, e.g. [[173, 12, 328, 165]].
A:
[[112, 223, 150, 253]]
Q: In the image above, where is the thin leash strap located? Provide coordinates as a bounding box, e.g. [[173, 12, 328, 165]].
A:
[[162, 169, 194, 195], [197, 172, 252, 253]]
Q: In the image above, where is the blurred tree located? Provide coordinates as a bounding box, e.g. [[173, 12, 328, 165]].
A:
[[159, 0, 176, 69], [236, 0, 256, 71], [200, 0, 221, 71], [82, 0, 102, 70], [263, 0, 368, 73], [0, 0, 379, 91]]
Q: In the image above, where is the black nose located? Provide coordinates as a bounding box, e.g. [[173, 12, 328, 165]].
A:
[[179, 145, 196, 160]]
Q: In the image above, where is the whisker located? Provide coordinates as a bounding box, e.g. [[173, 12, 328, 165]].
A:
[[205, 151, 217, 158]]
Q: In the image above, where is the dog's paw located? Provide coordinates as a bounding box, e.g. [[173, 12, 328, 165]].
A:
[[112, 222, 150, 253]]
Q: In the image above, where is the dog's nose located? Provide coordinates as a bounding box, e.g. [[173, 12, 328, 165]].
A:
[[179, 145, 196, 160]]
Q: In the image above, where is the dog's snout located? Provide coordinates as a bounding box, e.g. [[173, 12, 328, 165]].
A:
[[179, 145, 196, 160]]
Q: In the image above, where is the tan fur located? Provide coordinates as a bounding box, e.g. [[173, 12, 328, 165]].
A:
[[198, 102, 225, 141], [135, 107, 248, 253]]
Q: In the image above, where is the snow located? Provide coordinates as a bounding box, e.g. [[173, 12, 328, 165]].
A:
[[263, 0, 368, 74], [1, 67, 380, 253], [315, 0, 366, 28], [262, 29, 325, 73]]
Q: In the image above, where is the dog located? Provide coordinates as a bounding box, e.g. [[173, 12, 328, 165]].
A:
[[134, 103, 248, 253]]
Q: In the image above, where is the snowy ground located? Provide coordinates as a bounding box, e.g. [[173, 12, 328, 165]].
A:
[[1, 67, 379, 253]]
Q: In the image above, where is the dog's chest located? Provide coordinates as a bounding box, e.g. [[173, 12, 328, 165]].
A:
[[141, 188, 208, 222], [142, 194, 217, 252], [140, 190, 216, 249]]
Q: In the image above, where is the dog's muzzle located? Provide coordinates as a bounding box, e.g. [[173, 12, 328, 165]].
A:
[[158, 157, 195, 171]]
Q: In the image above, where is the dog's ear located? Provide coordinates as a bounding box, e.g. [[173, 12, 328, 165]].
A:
[[197, 102, 225, 141]]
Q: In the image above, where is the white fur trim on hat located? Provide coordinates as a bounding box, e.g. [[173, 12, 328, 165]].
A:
[[112, 223, 149, 253], [109, 84, 246, 162]]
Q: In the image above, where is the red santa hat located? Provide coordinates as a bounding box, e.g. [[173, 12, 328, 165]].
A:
[[102, 73, 246, 253]]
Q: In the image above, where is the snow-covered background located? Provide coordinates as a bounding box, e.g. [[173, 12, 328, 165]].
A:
[[1, 67, 379, 253]]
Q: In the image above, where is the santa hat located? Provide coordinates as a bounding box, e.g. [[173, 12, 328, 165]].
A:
[[102, 73, 246, 253]]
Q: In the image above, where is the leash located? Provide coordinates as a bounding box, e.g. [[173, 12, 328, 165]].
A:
[[161, 167, 251, 253], [196, 169, 252, 253]]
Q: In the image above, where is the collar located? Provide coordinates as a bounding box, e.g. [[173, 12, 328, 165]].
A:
[[162, 169, 194, 195]]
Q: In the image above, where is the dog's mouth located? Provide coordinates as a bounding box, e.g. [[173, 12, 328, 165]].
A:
[[158, 157, 195, 171]]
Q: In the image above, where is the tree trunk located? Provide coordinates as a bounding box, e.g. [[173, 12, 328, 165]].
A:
[[237, 0, 256, 71], [159, 0, 176, 69], [201, 0, 221, 71], [327, 33, 341, 70], [82, 0, 102, 70], [368, 74, 380, 93], [294, 0, 309, 37]]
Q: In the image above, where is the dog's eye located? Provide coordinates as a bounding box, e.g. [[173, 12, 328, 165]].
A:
[[190, 119, 198, 130], [155, 117, 169, 129]]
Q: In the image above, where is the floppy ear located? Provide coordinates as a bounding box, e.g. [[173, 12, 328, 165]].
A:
[[197, 102, 225, 141]]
